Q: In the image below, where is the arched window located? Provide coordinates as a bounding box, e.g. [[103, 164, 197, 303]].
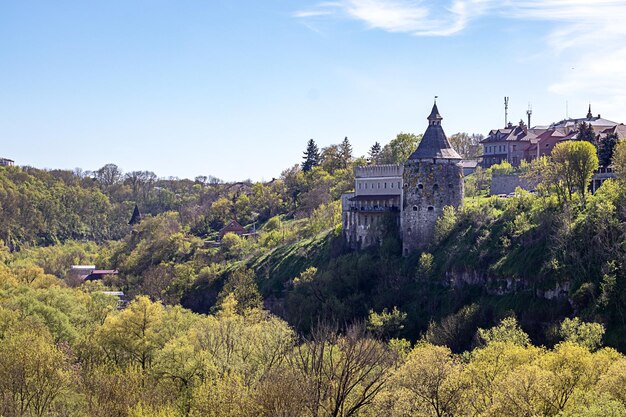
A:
[[413, 206, 418, 211], [418, 183, 423, 190], [427, 206, 434, 211], [433, 184, 439, 191]]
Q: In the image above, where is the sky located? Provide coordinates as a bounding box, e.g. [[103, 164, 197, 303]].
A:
[[1, 0, 626, 181]]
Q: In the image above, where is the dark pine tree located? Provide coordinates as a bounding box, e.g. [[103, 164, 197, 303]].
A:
[[368, 142, 382, 165], [302, 139, 320, 172], [578, 122, 597, 145], [598, 133, 619, 167], [339, 137, 353, 168]]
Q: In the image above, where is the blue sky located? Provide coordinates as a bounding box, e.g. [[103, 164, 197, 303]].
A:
[[1, 0, 625, 181]]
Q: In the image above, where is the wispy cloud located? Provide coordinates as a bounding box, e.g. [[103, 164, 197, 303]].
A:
[[295, 0, 493, 36], [295, 0, 626, 115]]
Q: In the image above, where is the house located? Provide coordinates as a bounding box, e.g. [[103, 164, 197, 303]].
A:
[[481, 105, 624, 169], [69, 265, 97, 281], [459, 159, 480, 176], [68, 265, 118, 282], [85, 270, 119, 281], [0, 158, 14, 167], [480, 122, 537, 168], [218, 220, 249, 240]]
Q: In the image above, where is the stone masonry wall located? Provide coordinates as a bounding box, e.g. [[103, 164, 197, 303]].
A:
[[490, 174, 531, 195], [402, 160, 463, 255]]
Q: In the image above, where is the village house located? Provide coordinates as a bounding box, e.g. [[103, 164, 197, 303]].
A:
[[0, 157, 14, 167], [481, 105, 625, 169], [218, 219, 257, 240]]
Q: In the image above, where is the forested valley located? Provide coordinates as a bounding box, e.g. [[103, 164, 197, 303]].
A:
[[2, 134, 626, 416]]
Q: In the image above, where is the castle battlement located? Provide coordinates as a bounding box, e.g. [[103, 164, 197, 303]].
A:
[[355, 164, 403, 178]]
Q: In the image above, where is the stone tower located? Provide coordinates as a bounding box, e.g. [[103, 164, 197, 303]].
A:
[[402, 102, 463, 255]]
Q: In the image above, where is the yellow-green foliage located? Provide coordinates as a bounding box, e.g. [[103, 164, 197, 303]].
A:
[[1, 268, 626, 417]]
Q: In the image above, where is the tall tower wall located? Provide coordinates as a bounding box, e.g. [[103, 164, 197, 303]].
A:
[[402, 160, 463, 254]]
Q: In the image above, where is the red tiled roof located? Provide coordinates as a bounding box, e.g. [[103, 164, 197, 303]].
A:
[[219, 220, 247, 236]]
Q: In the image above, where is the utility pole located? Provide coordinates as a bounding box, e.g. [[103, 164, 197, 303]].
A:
[[504, 97, 510, 127]]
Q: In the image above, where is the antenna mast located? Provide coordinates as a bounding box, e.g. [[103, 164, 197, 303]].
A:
[[526, 103, 532, 128], [504, 97, 510, 127]]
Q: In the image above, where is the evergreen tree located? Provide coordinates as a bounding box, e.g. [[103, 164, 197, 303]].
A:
[[339, 137, 352, 168], [578, 122, 597, 144], [302, 139, 320, 172], [368, 142, 382, 165], [598, 133, 619, 167]]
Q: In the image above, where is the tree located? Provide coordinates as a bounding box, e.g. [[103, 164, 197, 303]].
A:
[[578, 122, 597, 144], [477, 316, 531, 347], [216, 268, 263, 313], [448, 132, 484, 159], [598, 133, 619, 167], [551, 140, 599, 202], [339, 137, 353, 168], [613, 140, 626, 181], [94, 163, 124, 189], [97, 296, 165, 369], [379, 133, 421, 164], [320, 145, 344, 174], [368, 142, 382, 165], [0, 331, 71, 417], [559, 318, 605, 351], [291, 324, 393, 417], [391, 343, 466, 417], [302, 139, 320, 172], [366, 307, 407, 340]]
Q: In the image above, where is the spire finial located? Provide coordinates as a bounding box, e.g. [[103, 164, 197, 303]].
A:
[[587, 104, 593, 119], [428, 98, 442, 125]]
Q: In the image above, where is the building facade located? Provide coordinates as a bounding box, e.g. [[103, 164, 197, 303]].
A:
[[342, 103, 464, 254], [342, 164, 402, 249], [0, 158, 14, 167], [481, 106, 625, 169]]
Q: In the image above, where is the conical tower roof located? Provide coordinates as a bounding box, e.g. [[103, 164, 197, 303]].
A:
[[129, 204, 142, 226], [408, 102, 461, 160]]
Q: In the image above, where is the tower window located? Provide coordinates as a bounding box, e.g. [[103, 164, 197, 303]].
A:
[[433, 184, 439, 191], [384, 182, 387, 189], [448, 183, 453, 188], [418, 183, 423, 190], [413, 206, 418, 211], [427, 206, 434, 211]]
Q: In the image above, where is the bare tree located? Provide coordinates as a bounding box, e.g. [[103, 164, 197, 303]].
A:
[[290, 324, 394, 417]]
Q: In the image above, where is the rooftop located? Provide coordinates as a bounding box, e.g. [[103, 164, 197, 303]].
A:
[[408, 102, 462, 161]]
